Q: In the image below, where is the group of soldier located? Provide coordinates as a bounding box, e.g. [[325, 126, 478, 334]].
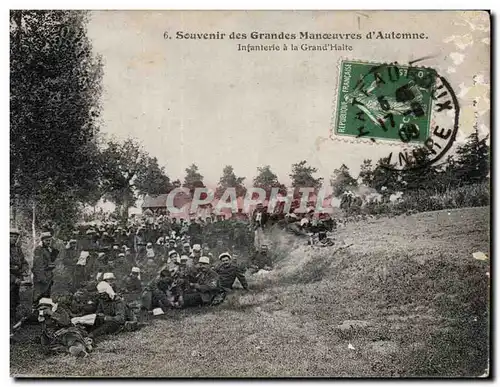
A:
[[10, 203, 337, 358], [10, 211, 275, 358]]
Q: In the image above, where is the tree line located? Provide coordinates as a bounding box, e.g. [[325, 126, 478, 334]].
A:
[[10, 10, 490, 235], [331, 129, 489, 201]]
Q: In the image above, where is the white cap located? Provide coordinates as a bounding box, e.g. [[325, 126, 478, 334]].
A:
[[180, 255, 189, 262], [192, 244, 202, 252], [219, 252, 232, 260], [98, 252, 105, 258], [118, 253, 125, 257], [39, 297, 54, 306], [183, 242, 191, 248], [97, 281, 115, 298], [131, 267, 141, 273], [147, 242, 153, 247], [103, 272, 115, 280], [198, 256, 210, 264], [168, 250, 178, 257]]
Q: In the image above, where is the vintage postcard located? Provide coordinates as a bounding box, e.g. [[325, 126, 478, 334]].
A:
[[10, 10, 490, 378]]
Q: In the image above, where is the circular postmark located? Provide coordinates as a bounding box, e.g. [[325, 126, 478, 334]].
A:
[[334, 60, 459, 171]]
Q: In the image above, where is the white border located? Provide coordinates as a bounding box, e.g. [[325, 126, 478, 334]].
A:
[[3, 2, 497, 387]]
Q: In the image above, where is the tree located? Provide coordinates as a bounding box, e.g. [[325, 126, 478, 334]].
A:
[[99, 138, 165, 221], [358, 159, 375, 187], [330, 164, 358, 197], [10, 10, 103, 232], [253, 165, 286, 196], [183, 164, 205, 195], [171, 179, 182, 189], [371, 158, 401, 198], [289, 161, 323, 195], [215, 165, 246, 198], [455, 129, 489, 185], [134, 156, 172, 196], [398, 153, 439, 192]]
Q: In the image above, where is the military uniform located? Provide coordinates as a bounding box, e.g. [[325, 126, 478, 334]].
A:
[[251, 250, 273, 269], [216, 262, 248, 290], [70, 289, 98, 317], [122, 274, 142, 294], [32, 243, 59, 306], [39, 303, 92, 356], [184, 268, 221, 306], [142, 275, 171, 311], [90, 295, 126, 339], [10, 243, 29, 323]]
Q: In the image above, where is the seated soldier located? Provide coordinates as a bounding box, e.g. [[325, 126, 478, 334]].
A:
[[146, 242, 156, 260], [182, 256, 225, 307], [37, 297, 93, 357], [95, 252, 108, 281], [189, 244, 202, 262], [122, 267, 142, 295], [103, 272, 118, 292], [70, 286, 98, 317], [180, 254, 195, 271], [167, 238, 177, 252], [89, 281, 126, 340], [251, 245, 273, 271], [215, 252, 249, 291], [142, 267, 172, 313], [168, 249, 179, 263], [169, 257, 196, 308], [182, 242, 192, 256]]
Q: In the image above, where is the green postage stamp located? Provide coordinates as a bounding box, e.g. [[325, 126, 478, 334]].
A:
[[333, 60, 437, 143]]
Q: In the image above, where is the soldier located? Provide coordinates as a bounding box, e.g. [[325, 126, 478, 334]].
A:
[[74, 251, 90, 290], [134, 226, 147, 261], [190, 244, 202, 262], [171, 217, 181, 235], [155, 236, 167, 259], [145, 242, 156, 261], [37, 298, 93, 357], [215, 253, 248, 291], [167, 238, 177, 252], [251, 244, 273, 271], [32, 232, 59, 308], [168, 250, 180, 265], [10, 228, 29, 324], [70, 286, 98, 317], [90, 281, 126, 340], [122, 267, 142, 295], [180, 254, 195, 271], [182, 242, 192, 256], [189, 220, 203, 245], [142, 267, 172, 312], [99, 231, 114, 252], [63, 239, 78, 267], [183, 256, 224, 307], [103, 272, 117, 292], [94, 252, 107, 282], [115, 227, 128, 247]]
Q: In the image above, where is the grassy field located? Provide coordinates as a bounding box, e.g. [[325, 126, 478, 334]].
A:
[[11, 207, 490, 378]]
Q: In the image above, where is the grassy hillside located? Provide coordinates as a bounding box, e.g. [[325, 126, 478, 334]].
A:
[[11, 207, 490, 377]]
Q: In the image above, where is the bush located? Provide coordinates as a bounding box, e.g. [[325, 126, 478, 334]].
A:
[[363, 183, 489, 217]]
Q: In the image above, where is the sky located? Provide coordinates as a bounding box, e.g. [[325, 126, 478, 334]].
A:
[[86, 10, 490, 187]]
